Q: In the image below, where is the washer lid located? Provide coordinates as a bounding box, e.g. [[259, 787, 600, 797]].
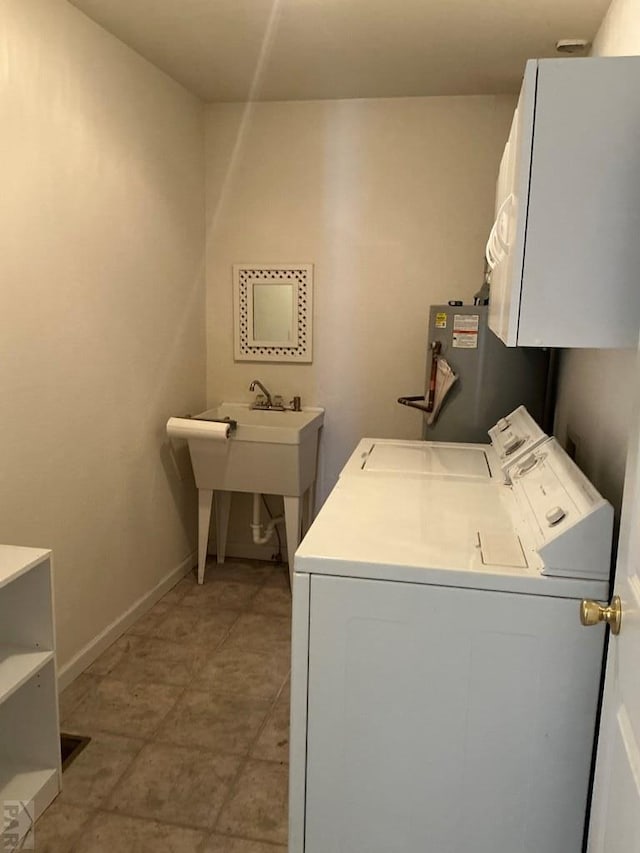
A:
[[340, 438, 500, 480]]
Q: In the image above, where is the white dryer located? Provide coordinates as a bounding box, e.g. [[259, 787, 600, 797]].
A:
[[340, 404, 547, 483], [289, 438, 613, 853]]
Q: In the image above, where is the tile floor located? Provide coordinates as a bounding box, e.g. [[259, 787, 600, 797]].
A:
[[31, 559, 291, 852]]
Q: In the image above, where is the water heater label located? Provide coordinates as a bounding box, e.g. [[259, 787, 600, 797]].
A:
[[452, 314, 479, 348], [435, 312, 447, 329]]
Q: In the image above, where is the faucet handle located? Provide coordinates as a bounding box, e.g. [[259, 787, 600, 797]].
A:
[[273, 395, 284, 408]]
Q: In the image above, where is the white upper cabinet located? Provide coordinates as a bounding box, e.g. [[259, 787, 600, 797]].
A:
[[487, 57, 640, 348]]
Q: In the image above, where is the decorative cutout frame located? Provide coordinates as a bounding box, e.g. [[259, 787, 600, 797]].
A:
[[233, 264, 313, 362]]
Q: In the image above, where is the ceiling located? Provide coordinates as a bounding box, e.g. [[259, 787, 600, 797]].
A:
[[68, 0, 610, 102]]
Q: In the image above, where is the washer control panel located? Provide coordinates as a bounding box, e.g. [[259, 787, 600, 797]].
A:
[[511, 438, 612, 581], [545, 506, 566, 527], [488, 405, 547, 473]]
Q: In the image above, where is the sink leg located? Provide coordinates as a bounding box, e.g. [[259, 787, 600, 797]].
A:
[[197, 489, 214, 584], [214, 491, 231, 564], [284, 496, 302, 586], [302, 482, 316, 536]]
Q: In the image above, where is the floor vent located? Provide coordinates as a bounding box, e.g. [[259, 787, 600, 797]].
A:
[[60, 733, 91, 771]]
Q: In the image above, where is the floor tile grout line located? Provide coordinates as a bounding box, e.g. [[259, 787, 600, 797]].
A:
[[74, 635, 286, 825], [66, 612, 282, 711], [94, 753, 239, 835], [66, 804, 211, 848], [61, 672, 289, 755], [184, 558, 292, 841], [59, 670, 108, 722], [58, 704, 286, 776], [41, 800, 282, 853], [197, 828, 287, 852], [53, 802, 97, 853], [59, 801, 286, 850], [55, 559, 292, 848], [248, 669, 291, 762], [62, 647, 287, 732], [63, 642, 290, 735], [210, 667, 291, 838], [201, 578, 291, 832], [62, 741, 248, 821], [62, 649, 291, 754]]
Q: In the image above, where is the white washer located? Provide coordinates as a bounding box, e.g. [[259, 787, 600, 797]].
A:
[[340, 404, 547, 483], [289, 439, 613, 853]]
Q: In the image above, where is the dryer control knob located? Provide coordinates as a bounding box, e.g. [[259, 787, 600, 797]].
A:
[[504, 434, 525, 455], [518, 454, 537, 475], [497, 418, 510, 432], [545, 506, 566, 526]]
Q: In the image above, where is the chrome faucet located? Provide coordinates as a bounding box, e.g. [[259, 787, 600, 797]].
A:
[[249, 379, 273, 408]]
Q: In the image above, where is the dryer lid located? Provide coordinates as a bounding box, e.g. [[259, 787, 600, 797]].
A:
[[363, 442, 492, 479]]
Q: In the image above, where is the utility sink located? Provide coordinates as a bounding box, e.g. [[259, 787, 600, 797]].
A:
[[190, 403, 324, 495], [177, 402, 324, 584], [199, 402, 324, 448]]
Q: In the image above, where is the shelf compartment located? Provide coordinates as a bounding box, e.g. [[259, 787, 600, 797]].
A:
[[0, 546, 50, 590], [0, 764, 59, 849], [0, 549, 60, 852], [0, 556, 54, 652], [0, 659, 61, 845], [0, 646, 55, 706]]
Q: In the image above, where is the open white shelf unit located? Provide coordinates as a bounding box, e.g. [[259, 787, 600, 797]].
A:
[[0, 546, 61, 851]]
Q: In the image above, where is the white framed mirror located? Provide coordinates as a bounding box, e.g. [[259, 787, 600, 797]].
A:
[[233, 264, 313, 362]]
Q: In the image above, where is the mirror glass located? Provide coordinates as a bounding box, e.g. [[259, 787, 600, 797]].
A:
[[252, 283, 295, 343]]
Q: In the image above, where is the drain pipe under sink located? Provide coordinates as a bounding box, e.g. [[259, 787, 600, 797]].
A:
[[251, 493, 284, 545]]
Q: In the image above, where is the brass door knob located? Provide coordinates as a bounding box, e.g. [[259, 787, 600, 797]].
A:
[[580, 596, 622, 635]]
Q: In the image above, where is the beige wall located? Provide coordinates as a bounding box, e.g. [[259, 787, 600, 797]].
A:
[[8, 0, 622, 664], [553, 0, 640, 517], [205, 96, 515, 541], [1, 0, 206, 671]]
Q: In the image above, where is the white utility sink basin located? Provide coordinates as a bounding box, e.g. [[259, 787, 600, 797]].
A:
[[190, 403, 324, 495], [199, 402, 324, 448], [175, 402, 324, 584]]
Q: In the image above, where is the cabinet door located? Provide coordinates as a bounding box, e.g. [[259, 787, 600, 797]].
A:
[[486, 132, 513, 336], [488, 61, 537, 346], [304, 574, 603, 853], [518, 57, 640, 347]]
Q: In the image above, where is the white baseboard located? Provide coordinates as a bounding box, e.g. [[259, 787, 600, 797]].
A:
[[57, 552, 195, 691], [208, 541, 288, 563]]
